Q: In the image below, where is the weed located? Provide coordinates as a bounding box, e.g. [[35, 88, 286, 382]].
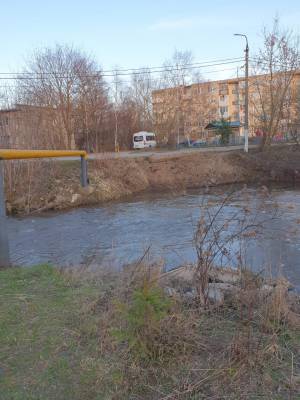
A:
[[112, 284, 171, 361]]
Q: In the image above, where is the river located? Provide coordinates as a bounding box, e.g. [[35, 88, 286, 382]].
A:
[[7, 185, 300, 288]]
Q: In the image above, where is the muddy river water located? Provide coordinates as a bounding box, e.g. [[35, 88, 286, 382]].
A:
[[7, 186, 300, 288]]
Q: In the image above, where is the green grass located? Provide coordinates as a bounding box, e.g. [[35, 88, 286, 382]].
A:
[[0, 265, 103, 400], [1, 265, 299, 399]]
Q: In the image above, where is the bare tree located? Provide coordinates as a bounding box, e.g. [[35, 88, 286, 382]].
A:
[[128, 69, 157, 132], [16, 44, 108, 150], [287, 79, 300, 144], [193, 189, 277, 306], [74, 71, 110, 152], [153, 50, 216, 146], [0, 87, 14, 147], [157, 50, 197, 146], [251, 19, 300, 148]]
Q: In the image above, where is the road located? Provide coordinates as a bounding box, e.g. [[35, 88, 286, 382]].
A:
[[77, 142, 294, 161], [17, 143, 294, 162], [87, 144, 254, 160], [3, 145, 251, 163]]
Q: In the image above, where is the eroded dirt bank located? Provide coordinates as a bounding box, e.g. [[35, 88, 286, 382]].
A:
[[5, 145, 300, 214]]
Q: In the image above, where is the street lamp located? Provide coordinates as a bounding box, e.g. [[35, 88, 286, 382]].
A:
[[234, 33, 249, 153]]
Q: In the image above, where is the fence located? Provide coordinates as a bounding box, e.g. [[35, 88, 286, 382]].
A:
[[177, 133, 298, 149], [0, 149, 88, 268]]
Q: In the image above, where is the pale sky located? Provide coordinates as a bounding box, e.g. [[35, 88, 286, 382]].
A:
[[1, 0, 300, 82]]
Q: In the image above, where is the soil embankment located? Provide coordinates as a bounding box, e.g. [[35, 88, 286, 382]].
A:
[[5, 145, 300, 214]]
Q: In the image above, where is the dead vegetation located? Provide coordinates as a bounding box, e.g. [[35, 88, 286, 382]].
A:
[[73, 192, 299, 399], [1, 188, 299, 399], [4, 145, 300, 215], [79, 256, 299, 399]]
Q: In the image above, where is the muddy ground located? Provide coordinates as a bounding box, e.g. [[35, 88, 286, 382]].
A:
[[4, 145, 300, 214]]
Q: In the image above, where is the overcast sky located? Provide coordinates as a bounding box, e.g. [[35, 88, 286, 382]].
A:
[[1, 0, 300, 81]]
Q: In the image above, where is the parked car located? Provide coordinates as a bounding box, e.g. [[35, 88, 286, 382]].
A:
[[192, 139, 207, 147], [133, 132, 157, 149], [177, 139, 194, 148]]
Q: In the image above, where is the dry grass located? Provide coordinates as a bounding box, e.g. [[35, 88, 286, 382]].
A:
[[0, 263, 299, 399], [4, 145, 300, 215], [87, 261, 300, 400]]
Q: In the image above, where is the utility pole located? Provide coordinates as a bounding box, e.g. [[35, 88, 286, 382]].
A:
[[236, 67, 240, 125], [113, 70, 120, 153], [234, 33, 249, 152], [176, 62, 180, 148], [0, 161, 10, 267], [176, 85, 180, 147]]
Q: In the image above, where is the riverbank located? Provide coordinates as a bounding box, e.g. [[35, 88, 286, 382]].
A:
[[5, 144, 300, 214], [1, 264, 299, 399]]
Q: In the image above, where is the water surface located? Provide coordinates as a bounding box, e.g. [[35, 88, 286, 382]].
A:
[[7, 186, 300, 288]]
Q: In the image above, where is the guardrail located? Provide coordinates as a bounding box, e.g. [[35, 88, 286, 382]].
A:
[[177, 135, 297, 150], [0, 149, 89, 268], [0, 149, 87, 160]]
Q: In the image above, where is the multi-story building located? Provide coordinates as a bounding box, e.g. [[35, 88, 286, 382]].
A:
[[152, 72, 300, 144]]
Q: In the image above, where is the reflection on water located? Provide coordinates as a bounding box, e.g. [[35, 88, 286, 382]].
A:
[[7, 186, 300, 288]]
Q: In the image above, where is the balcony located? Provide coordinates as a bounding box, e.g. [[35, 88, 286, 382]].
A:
[[219, 94, 228, 105], [220, 112, 229, 118], [219, 89, 229, 95]]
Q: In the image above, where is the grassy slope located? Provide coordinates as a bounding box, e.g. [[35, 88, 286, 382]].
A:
[[1, 266, 299, 399], [0, 266, 103, 400]]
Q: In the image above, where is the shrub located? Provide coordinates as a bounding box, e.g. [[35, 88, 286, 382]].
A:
[[112, 282, 172, 361]]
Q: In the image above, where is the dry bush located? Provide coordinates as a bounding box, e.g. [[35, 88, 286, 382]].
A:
[[193, 187, 276, 306], [73, 262, 300, 399], [260, 278, 300, 333], [87, 259, 206, 398], [72, 189, 299, 399], [221, 268, 299, 398], [3, 159, 83, 214], [4, 160, 60, 213], [98, 259, 200, 358]]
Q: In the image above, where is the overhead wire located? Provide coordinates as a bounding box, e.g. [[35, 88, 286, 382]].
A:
[[0, 66, 244, 92], [0, 58, 244, 80], [0, 56, 243, 76]]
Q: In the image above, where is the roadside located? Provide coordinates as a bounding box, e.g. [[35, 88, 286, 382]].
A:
[[88, 143, 256, 160], [86, 141, 296, 160], [4, 144, 300, 215]]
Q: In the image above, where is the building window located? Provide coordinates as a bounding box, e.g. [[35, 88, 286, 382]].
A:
[[220, 106, 228, 115], [194, 86, 202, 95], [0, 116, 8, 127], [184, 86, 192, 96]]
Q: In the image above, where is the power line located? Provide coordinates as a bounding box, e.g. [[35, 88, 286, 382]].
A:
[[249, 57, 300, 68], [0, 56, 243, 76], [104, 56, 244, 73], [0, 66, 244, 90], [0, 58, 244, 80]]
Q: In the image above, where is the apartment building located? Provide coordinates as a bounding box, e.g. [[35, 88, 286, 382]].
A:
[[152, 72, 300, 143]]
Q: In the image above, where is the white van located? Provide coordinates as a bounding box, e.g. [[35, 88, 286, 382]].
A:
[[133, 131, 157, 149]]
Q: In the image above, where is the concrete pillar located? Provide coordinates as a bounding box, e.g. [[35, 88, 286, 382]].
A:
[[0, 160, 10, 267], [80, 156, 88, 187]]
